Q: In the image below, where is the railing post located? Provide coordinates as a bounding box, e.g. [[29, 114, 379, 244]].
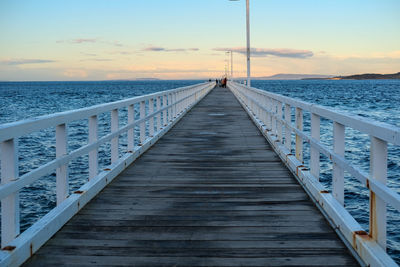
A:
[[271, 99, 276, 135], [56, 124, 68, 205], [173, 92, 177, 118], [370, 136, 387, 250], [310, 113, 320, 180], [333, 122, 345, 205], [284, 104, 291, 151], [262, 95, 268, 127], [88, 115, 98, 180], [267, 97, 271, 128], [178, 91, 182, 114], [182, 90, 186, 111], [168, 93, 173, 121], [163, 95, 168, 126], [175, 92, 179, 116], [277, 101, 283, 142], [127, 104, 134, 150], [140, 100, 146, 144], [1, 138, 19, 248], [111, 109, 119, 163], [255, 94, 260, 118], [149, 98, 154, 137], [185, 90, 188, 109], [295, 108, 303, 162], [156, 96, 161, 131]]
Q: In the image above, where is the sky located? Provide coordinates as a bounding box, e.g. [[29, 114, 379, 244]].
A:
[[0, 0, 399, 81]]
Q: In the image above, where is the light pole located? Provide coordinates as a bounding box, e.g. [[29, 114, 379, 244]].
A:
[[229, 0, 250, 86], [226, 51, 233, 79]]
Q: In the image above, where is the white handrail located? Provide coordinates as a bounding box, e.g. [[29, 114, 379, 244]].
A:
[[228, 81, 399, 267], [0, 82, 215, 266]]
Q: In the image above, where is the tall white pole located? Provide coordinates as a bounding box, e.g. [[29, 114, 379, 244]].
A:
[[230, 50, 233, 79], [246, 0, 251, 87]]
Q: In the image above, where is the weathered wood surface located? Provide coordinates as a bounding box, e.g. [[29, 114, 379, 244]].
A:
[[24, 86, 358, 266]]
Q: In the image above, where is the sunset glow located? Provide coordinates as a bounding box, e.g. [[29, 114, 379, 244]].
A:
[[1, 0, 399, 81]]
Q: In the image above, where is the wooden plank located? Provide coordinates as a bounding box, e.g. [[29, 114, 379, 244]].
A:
[[26, 255, 357, 266], [23, 86, 358, 266]]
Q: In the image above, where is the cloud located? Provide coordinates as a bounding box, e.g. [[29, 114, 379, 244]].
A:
[[143, 46, 199, 52], [213, 47, 314, 58], [57, 38, 122, 47], [0, 59, 56, 65], [144, 46, 165, 51]]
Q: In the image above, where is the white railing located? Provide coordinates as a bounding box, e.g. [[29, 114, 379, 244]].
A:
[[228, 81, 400, 267], [0, 82, 215, 266]]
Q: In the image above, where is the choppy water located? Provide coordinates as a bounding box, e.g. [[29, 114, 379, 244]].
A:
[[0, 79, 399, 263]]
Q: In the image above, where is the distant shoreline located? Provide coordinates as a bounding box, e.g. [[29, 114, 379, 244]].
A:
[[303, 72, 400, 80]]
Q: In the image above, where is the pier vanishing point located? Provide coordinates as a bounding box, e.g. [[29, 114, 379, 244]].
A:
[[1, 82, 400, 266]]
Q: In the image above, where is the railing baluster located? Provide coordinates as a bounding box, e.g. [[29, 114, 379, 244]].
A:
[[168, 93, 173, 122], [266, 97, 272, 131], [127, 104, 134, 151], [333, 122, 345, 205], [370, 136, 387, 250], [149, 98, 154, 137], [156, 96, 161, 131], [277, 101, 283, 142], [178, 91, 183, 114], [310, 113, 320, 180], [271, 100, 277, 136], [175, 92, 179, 116], [295, 108, 303, 162], [163, 95, 168, 126], [173, 92, 177, 118], [56, 124, 68, 205], [251, 96, 255, 115], [186, 89, 188, 108], [140, 101, 146, 144], [1, 138, 19, 248], [255, 93, 260, 118], [284, 104, 291, 151], [89, 115, 98, 180], [262, 95, 268, 127], [111, 109, 119, 163]]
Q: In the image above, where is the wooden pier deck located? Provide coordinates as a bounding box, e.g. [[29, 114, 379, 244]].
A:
[[24, 86, 358, 266]]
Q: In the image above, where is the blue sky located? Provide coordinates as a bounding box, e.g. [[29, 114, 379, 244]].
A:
[[1, 0, 399, 80]]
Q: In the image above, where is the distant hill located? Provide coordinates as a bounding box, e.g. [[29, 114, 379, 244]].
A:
[[250, 74, 334, 80], [334, 72, 400, 80]]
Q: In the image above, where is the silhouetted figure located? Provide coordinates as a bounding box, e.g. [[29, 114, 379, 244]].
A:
[[221, 77, 227, 88]]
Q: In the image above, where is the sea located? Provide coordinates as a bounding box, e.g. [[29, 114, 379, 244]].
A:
[[0, 79, 399, 263]]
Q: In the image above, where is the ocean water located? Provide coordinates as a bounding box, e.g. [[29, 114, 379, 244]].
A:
[[0, 79, 399, 263]]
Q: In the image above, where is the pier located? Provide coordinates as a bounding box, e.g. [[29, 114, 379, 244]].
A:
[[1, 82, 399, 266]]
